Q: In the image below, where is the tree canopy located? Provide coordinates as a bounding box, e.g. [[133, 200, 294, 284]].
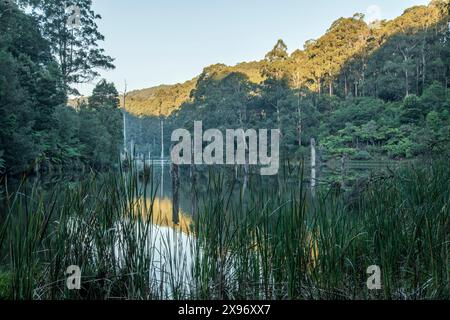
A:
[[0, 0, 121, 175]]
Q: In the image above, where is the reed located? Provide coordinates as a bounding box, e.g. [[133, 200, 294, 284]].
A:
[[0, 159, 448, 300]]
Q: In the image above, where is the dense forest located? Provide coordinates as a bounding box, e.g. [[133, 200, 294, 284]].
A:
[[0, 0, 122, 175], [1, 0, 449, 177], [0, 0, 449, 302], [124, 1, 450, 163]]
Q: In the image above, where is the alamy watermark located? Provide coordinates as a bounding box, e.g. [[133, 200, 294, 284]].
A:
[[66, 265, 81, 290], [366, 5, 382, 30], [171, 121, 280, 176], [366, 265, 382, 290], [66, 5, 81, 28]]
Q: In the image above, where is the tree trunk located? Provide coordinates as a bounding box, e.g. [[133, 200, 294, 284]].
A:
[[344, 75, 348, 98], [171, 163, 180, 225], [341, 155, 346, 190], [422, 41, 426, 92], [297, 93, 302, 147], [190, 141, 197, 218], [130, 139, 135, 159], [160, 119, 164, 160], [276, 101, 281, 135], [310, 138, 316, 190], [405, 67, 409, 97], [416, 64, 420, 95], [122, 111, 127, 155], [122, 82, 128, 156]]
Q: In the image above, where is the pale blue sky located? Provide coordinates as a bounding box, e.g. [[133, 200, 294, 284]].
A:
[[75, 0, 430, 96]]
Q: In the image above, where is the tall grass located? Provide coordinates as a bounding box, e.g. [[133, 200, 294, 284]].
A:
[[0, 160, 448, 300]]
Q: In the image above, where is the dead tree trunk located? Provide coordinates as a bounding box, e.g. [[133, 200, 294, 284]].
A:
[[171, 163, 180, 225], [341, 154, 347, 190], [190, 141, 197, 218], [311, 138, 316, 190]]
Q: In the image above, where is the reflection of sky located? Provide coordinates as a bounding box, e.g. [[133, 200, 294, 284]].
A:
[[75, 0, 430, 96]]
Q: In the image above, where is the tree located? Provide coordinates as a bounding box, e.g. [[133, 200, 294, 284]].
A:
[[89, 79, 120, 109], [265, 39, 288, 62], [88, 80, 123, 163], [421, 81, 448, 113], [0, 0, 65, 174], [0, 1, 124, 174], [286, 50, 309, 146], [401, 94, 424, 124], [426, 111, 441, 132], [23, 0, 115, 93], [78, 104, 113, 168]]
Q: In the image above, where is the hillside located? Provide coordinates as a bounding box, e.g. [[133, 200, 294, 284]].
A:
[[122, 1, 448, 117], [123, 61, 265, 116], [123, 0, 449, 164]]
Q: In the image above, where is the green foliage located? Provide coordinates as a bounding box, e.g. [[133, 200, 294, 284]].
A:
[[0, 1, 121, 175], [89, 79, 120, 109], [0, 1, 64, 174], [320, 133, 358, 157], [421, 81, 449, 113], [426, 111, 441, 132], [265, 39, 288, 62], [120, 61, 266, 117], [77, 81, 123, 169], [384, 137, 415, 159], [401, 95, 424, 124], [119, 2, 449, 163], [121, 2, 448, 117], [352, 150, 372, 160], [23, 0, 115, 92], [1, 1, 449, 175], [0, 272, 12, 299]]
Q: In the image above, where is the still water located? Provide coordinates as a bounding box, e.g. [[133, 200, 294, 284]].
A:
[[148, 160, 403, 219], [34, 161, 402, 297]]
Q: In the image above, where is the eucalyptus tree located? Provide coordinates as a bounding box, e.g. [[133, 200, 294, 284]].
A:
[[20, 0, 115, 93]]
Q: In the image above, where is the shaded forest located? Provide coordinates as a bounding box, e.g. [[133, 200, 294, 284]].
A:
[[0, 0, 122, 175]]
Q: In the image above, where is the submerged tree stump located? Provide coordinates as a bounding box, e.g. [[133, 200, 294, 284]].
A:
[[171, 163, 180, 225]]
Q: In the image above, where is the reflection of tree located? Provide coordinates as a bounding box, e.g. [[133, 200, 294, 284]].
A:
[[136, 197, 193, 235]]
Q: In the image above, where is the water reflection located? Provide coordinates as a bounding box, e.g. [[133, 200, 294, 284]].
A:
[[138, 197, 193, 235], [59, 161, 405, 298]]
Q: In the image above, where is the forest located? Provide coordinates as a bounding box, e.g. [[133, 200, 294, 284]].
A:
[[1, 1, 449, 177], [0, 0, 449, 302], [0, 0, 121, 176], [124, 1, 450, 165]]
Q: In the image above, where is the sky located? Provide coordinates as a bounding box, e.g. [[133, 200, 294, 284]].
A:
[[74, 0, 431, 96]]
